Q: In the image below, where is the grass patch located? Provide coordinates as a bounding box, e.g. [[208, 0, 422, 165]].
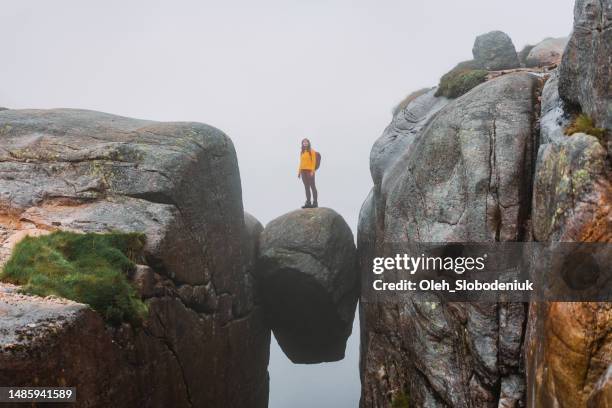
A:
[[564, 114, 607, 141], [391, 390, 410, 408], [1, 231, 148, 326], [435, 60, 488, 99]]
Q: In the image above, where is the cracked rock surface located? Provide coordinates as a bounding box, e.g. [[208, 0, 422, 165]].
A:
[[359, 73, 540, 407], [526, 3, 612, 403], [0, 109, 270, 408], [559, 0, 612, 132]]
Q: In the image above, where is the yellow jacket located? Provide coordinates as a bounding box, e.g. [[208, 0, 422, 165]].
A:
[[299, 149, 317, 172]]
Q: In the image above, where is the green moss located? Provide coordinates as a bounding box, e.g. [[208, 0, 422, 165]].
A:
[[435, 60, 488, 99], [391, 390, 410, 408], [1, 231, 148, 326], [564, 114, 607, 140]]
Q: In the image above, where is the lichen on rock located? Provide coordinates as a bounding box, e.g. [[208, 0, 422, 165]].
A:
[[0, 108, 270, 408]]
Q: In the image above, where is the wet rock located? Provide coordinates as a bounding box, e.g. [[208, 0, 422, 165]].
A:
[[257, 208, 358, 363], [499, 374, 526, 408], [526, 6, 612, 403], [526, 302, 612, 407], [540, 70, 571, 145], [359, 73, 539, 407], [559, 0, 612, 131], [0, 109, 270, 408], [532, 133, 610, 242], [383, 73, 538, 243], [472, 31, 520, 70], [370, 88, 449, 190], [588, 365, 612, 407]]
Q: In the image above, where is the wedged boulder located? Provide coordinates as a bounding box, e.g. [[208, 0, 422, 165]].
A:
[[0, 109, 270, 408], [525, 37, 568, 68], [257, 208, 358, 364], [359, 73, 540, 407], [559, 0, 612, 131], [472, 30, 520, 70]]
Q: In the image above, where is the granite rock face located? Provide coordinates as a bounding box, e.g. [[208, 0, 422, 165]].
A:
[[382, 73, 539, 243], [539, 69, 571, 145], [359, 73, 540, 407], [257, 208, 358, 364], [472, 31, 520, 70], [525, 37, 568, 68], [589, 365, 612, 407], [527, 18, 612, 400], [559, 0, 612, 131], [370, 88, 449, 191], [532, 133, 610, 242], [0, 109, 270, 408], [526, 302, 612, 408]]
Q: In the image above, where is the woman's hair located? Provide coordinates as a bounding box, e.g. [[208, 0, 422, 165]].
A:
[[301, 138, 311, 153]]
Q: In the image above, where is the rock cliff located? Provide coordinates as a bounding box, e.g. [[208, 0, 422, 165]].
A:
[[360, 72, 539, 408], [559, 0, 612, 132], [526, 1, 612, 406], [0, 1, 610, 406], [0, 109, 270, 407], [358, 3, 611, 405]]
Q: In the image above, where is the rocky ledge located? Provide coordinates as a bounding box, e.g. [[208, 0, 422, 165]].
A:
[[0, 109, 270, 408]]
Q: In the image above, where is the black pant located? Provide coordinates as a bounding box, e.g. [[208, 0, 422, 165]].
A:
[[301, 170, 317, 203]]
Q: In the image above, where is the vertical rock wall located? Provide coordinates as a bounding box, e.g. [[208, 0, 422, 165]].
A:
[[0, 109, 270, 408], [359, 73, 541, 407]]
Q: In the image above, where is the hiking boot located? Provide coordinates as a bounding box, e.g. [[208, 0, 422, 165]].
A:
[[312, 201, 318, 208], [301, 201, 312, 209]]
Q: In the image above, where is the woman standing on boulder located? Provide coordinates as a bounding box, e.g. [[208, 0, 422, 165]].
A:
[[298, 138, 319, 208]]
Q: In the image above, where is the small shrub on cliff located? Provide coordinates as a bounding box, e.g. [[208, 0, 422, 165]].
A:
[[391, 390, 410, 408], [1, 231, 148, 326], [435, 60, 488, 99], [564, 114, 607, 140]]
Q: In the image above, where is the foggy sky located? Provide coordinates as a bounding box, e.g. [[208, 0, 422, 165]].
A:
[[3, 1, 574, 406]]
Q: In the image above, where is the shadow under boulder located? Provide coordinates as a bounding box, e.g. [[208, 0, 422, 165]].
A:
[[257, 208, 358, 364]]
